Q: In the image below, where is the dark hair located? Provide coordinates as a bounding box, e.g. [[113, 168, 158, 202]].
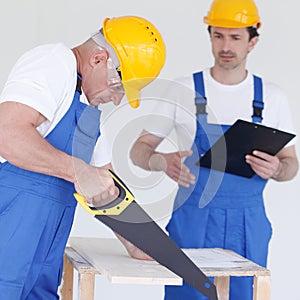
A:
[[247, 27, 259, 40], [207, 26, 259, 41]]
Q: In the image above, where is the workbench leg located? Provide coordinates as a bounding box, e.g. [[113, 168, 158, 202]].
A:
[[253, 275, 271, 300], [214, 276, 230, 300], [78, 272, 96, 300], [61, 254, 74, 300]]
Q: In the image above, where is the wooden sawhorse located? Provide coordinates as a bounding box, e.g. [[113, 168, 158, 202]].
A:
[[61, 238, 271, 300]]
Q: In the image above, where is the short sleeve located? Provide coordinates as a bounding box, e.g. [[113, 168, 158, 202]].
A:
[[0, 44, 75, 122]]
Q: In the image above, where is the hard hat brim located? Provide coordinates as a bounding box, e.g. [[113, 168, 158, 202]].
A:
[[123, 83, 140, 108]]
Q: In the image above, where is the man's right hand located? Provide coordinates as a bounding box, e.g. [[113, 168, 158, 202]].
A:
[[149, 150, 195, 187], [73, 159, 119, 207], [130, 130, 196, 188]]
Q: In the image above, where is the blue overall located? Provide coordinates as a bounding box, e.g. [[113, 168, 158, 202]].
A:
[[165, 72, 273, 300], [0, 75, 101, 299]]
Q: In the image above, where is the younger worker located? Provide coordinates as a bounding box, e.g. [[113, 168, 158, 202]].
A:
[[130, 2, 298, 299]]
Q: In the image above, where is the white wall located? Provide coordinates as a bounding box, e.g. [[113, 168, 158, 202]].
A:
[[1, 1, 299, 299]]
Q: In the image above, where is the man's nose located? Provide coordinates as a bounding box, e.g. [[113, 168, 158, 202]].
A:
[[111, 93, 124, 105], [222, 37, 232, 52]]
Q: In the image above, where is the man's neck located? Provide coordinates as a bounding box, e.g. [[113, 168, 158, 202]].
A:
[[210, 66, 248, 85], [71, 47, 83, 76]]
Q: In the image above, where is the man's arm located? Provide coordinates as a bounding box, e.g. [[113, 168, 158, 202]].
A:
[[0, 101, 118, 204], [130, 130, 195, 187], [245, 145, 298, 181]]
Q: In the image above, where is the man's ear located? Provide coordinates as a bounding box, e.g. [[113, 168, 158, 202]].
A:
[[248, 36, 259, 53], [90, 49, 108, 67]]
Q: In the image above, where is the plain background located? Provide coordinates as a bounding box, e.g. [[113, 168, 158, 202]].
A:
[[1, 0, 299, 299]]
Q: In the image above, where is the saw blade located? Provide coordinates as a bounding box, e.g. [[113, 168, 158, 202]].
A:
[[74, 170, 218, 300]]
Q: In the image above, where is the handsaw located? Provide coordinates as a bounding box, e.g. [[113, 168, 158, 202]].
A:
[[74, 170, 218, 300]]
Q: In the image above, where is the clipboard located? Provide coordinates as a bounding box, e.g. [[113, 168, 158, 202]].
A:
[[197, 119, 296, 178]]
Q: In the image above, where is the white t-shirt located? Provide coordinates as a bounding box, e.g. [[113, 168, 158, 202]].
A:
[[0, 43, 111, 166], [144, 68, 296, 151]]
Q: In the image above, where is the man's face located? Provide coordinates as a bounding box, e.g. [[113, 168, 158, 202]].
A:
[[82, 51, 125, 107], [210, 27, 258, 71]]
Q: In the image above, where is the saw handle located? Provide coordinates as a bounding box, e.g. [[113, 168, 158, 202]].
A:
[[73, 169, 135, 216]]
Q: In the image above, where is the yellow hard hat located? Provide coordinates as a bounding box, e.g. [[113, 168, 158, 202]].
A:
[[203, 0, 261, 29], [103, 16, 166, 108]]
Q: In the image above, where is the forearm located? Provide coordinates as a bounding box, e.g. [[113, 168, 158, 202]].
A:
[[130, 134, 195, 186], [0, 102, 119, 205], [271, 156, 299, 182], [130, 141, 159, 171]]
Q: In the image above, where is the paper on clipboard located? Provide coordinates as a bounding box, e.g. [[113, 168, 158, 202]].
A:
[[197, 119, 296, 178]]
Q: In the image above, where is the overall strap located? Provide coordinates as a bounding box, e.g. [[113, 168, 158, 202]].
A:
[[252, 75, 264, 123], [193, 72, 264, 123], [73, 73, 101, 164], [76, 73, 82, 95], [193, 71, 207, 117]]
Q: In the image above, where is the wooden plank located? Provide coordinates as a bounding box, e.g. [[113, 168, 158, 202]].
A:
[[60, 252, 74, 300], [69, 237, 182, 286], [183, 248, 270, 277], [68, 237, 270, 286], [61, 247, 100, 300], [214, 276, 229, 300], [78, 272, 96, 300], [253, 275, 271, 300], [64, 247, 100, 275]]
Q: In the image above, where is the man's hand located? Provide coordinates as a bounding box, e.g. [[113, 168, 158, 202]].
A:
[[149, 150, 195, 187], [130, 130, 196, 187], [245, 150, 280, 179], [73, 159, 119, 207], [245, 145, 298, 181], [115, 233, 153, 261]]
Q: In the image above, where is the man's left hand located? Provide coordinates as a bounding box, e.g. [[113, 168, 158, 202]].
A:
[[245, 150, 281, 179]]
